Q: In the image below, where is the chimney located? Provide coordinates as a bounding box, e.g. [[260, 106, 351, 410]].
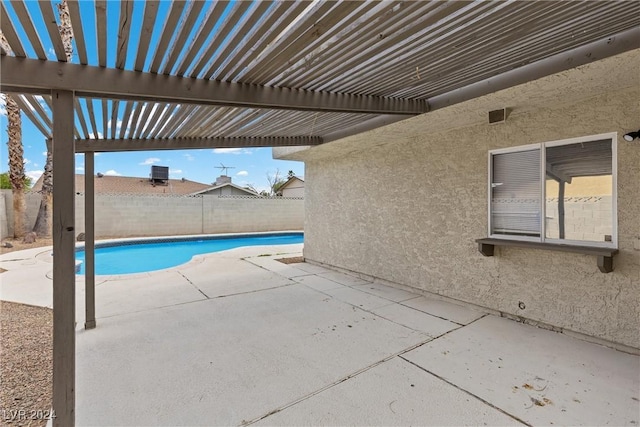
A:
[[215, 175, 232, 186]]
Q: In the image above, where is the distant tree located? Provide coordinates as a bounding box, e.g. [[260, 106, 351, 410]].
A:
[[0, 172, 32, 189], [5, 95, 27, 237], [33, 0, 73, 237], [0, 173, 9, 189], [267, 169, 287, 196]]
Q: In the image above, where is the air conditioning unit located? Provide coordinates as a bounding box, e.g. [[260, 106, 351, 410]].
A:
[[150, 165, 169, 182]]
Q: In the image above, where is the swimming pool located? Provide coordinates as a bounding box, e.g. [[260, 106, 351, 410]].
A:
[[75, 232, 303, 275]]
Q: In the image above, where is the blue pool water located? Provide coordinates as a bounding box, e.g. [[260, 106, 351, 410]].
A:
[[76, 233, 303, 275]]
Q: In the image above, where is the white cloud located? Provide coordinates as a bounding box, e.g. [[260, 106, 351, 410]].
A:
[[104, 170, 121, 176], [33, 163, 39, 168], [236, 170, 248, 176], [76, 166, 84, 172], [169, 169, 183, 175], [43, 151, 49, 156], [212, 148, 253, 155], [183, 154, 195, 161], [88, 132, 104, 139], [0, 94, 6, 116], [24, 158, 31, 165], [115, 119, 123, 130], [26, 170, 43, 182], [139, 157, 161, 165]]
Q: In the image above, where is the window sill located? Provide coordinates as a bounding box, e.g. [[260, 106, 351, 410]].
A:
[[475, 238, 618, 273]]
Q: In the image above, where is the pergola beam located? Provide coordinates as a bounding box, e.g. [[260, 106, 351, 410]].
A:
[[74, 136, 323, 153], [0, 57, 428, 115]]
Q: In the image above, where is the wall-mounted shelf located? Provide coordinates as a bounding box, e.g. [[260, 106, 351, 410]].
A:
[[475, 238, 618, 273]]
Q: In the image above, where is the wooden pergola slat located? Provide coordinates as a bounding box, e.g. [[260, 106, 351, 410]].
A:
[[149, 0, 187, 74], [174, 1, 229, 77], [11, 95, 51, 137], [115, 1, 134, 69], [188, 1, 253, 78], [133, 0, 160, 72], [67, 0, 88, 65], [95, 1, 107, 67], [0, 3, 26, 57], [159, 1, 205, 75], [37, 1, 68, 62], [9, 0, 46, 59]]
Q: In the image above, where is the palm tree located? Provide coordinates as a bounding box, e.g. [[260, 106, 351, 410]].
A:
[[5, 95, 27, 238], [1, 32, 27, 238], [33, 0, 73, 237]]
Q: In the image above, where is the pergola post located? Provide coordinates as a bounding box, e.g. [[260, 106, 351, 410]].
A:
[[52, 89, 76, 427], [558, 180, 566, 239], [84, 152, 96, 329]]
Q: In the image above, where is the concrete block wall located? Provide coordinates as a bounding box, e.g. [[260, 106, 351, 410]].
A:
[[75, 194, 303, 238], [1, 191, 303, 239], [545, 196, 613, 241], [1, 190, 42, 238]]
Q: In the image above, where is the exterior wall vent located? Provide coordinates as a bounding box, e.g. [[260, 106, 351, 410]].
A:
[[488, 108, 508, 124]]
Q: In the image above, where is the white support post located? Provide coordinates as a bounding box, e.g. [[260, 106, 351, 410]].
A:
[[52, 89, 76, 427], [84, 152, 96, 329]]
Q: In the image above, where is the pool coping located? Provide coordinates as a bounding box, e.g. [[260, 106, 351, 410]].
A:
[[74, 230, 304, 250], [73, 230, 304, 280]]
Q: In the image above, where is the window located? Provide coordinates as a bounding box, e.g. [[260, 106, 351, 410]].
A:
[[488, 133, 616, 248]]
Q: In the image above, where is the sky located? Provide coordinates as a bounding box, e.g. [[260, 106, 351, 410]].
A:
[[0, 1, 306, 193]]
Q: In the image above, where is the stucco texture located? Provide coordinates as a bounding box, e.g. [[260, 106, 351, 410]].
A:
[[298, 50, 640, 349]]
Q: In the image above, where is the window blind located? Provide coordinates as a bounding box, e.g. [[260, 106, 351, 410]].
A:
[[491, 149, 541, 237]]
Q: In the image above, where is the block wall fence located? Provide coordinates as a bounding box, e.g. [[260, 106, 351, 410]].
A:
[[1, 191, 303, 239]]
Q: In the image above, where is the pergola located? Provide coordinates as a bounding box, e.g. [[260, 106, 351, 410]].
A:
[[1, 1, 639, 425]]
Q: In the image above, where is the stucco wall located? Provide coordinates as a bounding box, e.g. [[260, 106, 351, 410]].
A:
[[282, 186, 304, 198], [301, 59, 640, 348], [1, 191, 303, 238]]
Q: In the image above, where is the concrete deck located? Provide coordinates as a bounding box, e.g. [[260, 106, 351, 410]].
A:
[[1, 243, 638, 426]]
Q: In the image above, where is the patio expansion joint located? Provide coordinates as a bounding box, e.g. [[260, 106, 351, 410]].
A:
[[244, 315, 491, 426], [396, 300, 469, 327], [240, 336, 437, 426], [308, 286, 466, 337], [397, 355, 531, 426], [92, 281, 299, 321], [176, 270, 210, 299]]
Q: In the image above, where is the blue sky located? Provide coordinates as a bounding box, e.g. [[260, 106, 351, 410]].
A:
[[0, 1, 305, 192]]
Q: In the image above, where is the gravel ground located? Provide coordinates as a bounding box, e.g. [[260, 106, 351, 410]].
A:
[[0, 238, 53, 256], [0, 301, 53, 427], [1, 239, 54, 426]]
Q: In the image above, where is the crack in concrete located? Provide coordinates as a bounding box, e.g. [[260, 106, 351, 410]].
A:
[[242, 315, 490, 426], [177, 270, 210, 299], [240, 336, 436, 426], [398, 355, 531, 426]]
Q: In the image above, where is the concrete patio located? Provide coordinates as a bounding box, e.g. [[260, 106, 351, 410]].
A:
[[1, 243, 638, 426]]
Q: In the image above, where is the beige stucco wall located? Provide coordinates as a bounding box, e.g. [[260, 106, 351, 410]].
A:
[[282, 185, 304, 198], [298, 51, 640, 349]]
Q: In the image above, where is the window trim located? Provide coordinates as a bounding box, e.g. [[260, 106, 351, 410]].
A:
[[487, 132, 617, 249]]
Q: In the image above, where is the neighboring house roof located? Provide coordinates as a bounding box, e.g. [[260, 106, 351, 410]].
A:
[[278, 176, 305, 191], [192, 182, 259, 196], [32, 174, 211, 195]]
